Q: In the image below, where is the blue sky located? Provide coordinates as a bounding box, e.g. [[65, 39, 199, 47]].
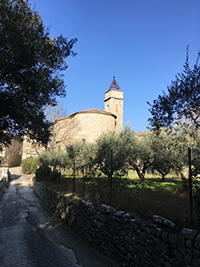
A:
[[29, 0, 200, 132]]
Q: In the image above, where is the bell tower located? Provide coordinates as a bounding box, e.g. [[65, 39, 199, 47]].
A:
[[104, 75, 124, 132]]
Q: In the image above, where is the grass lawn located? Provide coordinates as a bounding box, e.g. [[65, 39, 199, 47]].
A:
[[43, 170, 198, 229]]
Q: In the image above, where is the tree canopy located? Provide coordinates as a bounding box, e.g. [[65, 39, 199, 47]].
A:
[[0, 0, 77, 150], [150, 127, 188, 181], [148, 48, 200, 129], [121, 126, 154, 183], [95, 132, 127, 178]]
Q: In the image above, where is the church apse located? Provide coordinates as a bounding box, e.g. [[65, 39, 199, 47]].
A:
[[21, 76, 124, 159]]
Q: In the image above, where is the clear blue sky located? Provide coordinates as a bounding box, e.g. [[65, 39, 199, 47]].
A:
[[29, 0, 200, 132]]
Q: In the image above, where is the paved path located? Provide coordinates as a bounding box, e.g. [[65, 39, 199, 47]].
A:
[[0, 167, 120, 267]]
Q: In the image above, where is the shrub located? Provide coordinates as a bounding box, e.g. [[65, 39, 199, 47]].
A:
[[21, 157, 39, 174], [35, 164, 51, 181], [49, 170, 61, 182]]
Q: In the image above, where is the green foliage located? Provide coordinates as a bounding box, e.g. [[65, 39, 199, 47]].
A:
[[38, 151, 49, 167], [49, 170, 61, 182], [47, 150, 65, 170], [151, 128, 173, 180], [67, 142, 97, 175], [186, 126, 200, 175], [120, 125, 191, 183], [39, 150, 68, 169], [151, 127, 189, 180], [194, 183, 200, 227], [36, 123, 200, 189], [35, 164, 51, 181], [95, 131, 127, 178], [21, 156, 38, 174], [35, 161, 60, 182], [193, 175, 200, 227], [0, 0, 77, 150], [121, 126, 154, 182], [148, 47, 200, 129]]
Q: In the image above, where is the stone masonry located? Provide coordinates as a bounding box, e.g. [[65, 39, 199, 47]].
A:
[[33, 179, 200, 266], [22, 76, 124, 158], [104, 76, 123, 133], [54, 109, 117, 148]]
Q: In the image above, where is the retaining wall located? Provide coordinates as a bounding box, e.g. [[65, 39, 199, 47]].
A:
[[33, 179, 200, 266]]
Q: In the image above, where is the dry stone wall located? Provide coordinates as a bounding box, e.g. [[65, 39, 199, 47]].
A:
[[33, 179, 200, 266]]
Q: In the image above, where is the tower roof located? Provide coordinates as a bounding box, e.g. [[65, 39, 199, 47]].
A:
[[108, 75, 121, 91]]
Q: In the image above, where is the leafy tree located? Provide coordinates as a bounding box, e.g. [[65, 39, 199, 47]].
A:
[[0, 0, 77, 150], [170, 126, 190, 180], [150, 127, 189, 181], [39, 149, 68, 170], [95, 132, 127, 178], [187, 127, 200, 222], [121, 126, 154, 183], [150, 128, 174, 181], [67, 142, 96, 176], [149, 125, 191, 184], [183, 125, 200, 176], [148, 48, 200, 129]]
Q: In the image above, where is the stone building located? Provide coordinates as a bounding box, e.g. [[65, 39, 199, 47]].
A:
[[22, 76, 124, 158], [22, 136, 45, 159], [104, 77, 123, 132], [0, 137, 22, 167]]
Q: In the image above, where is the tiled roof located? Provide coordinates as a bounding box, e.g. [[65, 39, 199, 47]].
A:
[[108, 75, 121, 90], [55, 108, 117, 122], [136, 130, 151, 137]]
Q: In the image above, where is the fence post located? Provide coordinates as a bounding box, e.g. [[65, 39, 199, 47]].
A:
[[73, 161, 76, 194], [109, 149, 113, 205], [188, 147, 193, 226]]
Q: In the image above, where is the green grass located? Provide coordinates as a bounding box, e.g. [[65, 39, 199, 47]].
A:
[[42, 171, 197, 229]]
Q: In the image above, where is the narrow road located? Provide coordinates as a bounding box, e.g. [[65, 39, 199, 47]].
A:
[[0, 167, 119, 267]]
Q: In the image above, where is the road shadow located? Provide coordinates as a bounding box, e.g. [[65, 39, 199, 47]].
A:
[[9, 172, 21, 181]]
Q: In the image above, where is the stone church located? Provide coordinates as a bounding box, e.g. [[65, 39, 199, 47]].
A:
[[21, 75, 124, 159], [0, 76, 124, 166]]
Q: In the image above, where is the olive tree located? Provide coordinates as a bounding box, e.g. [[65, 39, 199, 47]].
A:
[[39, 150, 68, 170], [148, 48, 200, 129], [95, 132, 127, 178], [121, 126, 155, 183]]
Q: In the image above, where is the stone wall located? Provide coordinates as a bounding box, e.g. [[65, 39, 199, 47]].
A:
[[22, 136, 45, 160], [33, 179, 200, 266]]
